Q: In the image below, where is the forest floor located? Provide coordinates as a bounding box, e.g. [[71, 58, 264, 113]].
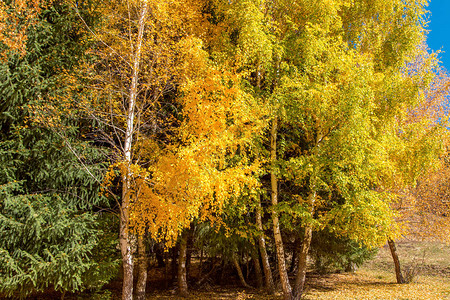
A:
[[141, 239, 450, 300], [32, 239, 450, 299]]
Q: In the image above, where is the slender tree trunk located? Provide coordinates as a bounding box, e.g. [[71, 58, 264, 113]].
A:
[[255, 63, 276, 294], [119, 177, 134, 300], [164, 250, 170, 289], [250, 248, 264, 289], [196, 258, 220, 286], [289, 239, 300, 274], [155, 243, 165, 267], [220, 260, 226, 284], [119, 210, 134, 300], [270, 118, 293, 300], [388, 239, 405, 284], [233, 254, 253, 289], [120, 3, 148, 300], [256, 63, 262, 91], [186, 232, 193, 278], [199, 248, 204, 278], [293, 190, 316, 299], [178, 230, 189, 297], [293, 130, 322, 300], [293, 226, 312, 299], [171, 246, 178, 282], [256, 196, 275, 294], [136, 234, 148, 300]]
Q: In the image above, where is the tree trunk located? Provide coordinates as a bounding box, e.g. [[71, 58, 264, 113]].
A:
[[232, 254, 253, 289], [119, 214, 134, 300], [186, 232, 193, 278], [199, 248, 204, 278], [270, 118, 293, 300], [119, 177, 134, 300], [164, 250, 170, 289], [257, 63, 261, 90], [256, 61, 276, 293], [136, 234, 148, 300], [256, 196, 275, 294], [250, 248, 264, 289], [388, 239, 405, 284], [289, 239, 300, 274], [171, 245, 178, 282], [293, 189, 316, 299], [292, 226, 312, 299], [120, 3, 148, 300], [219, 259, 226, 284], [196, 258, 220, 286], [155, 243, 165, 267], [178, 230, 189, 297]]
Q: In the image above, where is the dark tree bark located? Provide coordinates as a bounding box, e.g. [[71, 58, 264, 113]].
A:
[[293, 188, 317, 300], [164, 250, 170, 289], [232, 254, 253, 289], [289, 238, 300, 274], [136, 234, 148, 300], [250, 248, 264, 289], [388, 239, 405, 284], [256, 197, 275, 294], [178, 230, 189, 297], [293, 225, 313, 300], [186, 231, 193, 278], [119, 210, 134, 300], [199, 248, 204, 278], [171, 245, 178, 281], [155, 243, 165, 267], [196, 258, 220, 286]]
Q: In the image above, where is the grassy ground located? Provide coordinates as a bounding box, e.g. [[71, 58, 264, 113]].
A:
[[303, 239, 450, 299], [142, 240, 449, 300], [30, 240, 449, 299], [300, 239, 449, 300]]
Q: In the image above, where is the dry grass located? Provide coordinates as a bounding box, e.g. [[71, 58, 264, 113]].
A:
[[142, 240, 450, 300], [304, 270, 449, 299], [304, 239, 450, 300], [52, 240, 448, 299]]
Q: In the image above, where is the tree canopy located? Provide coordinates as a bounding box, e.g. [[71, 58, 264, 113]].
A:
[[0, 0, 448, 299]]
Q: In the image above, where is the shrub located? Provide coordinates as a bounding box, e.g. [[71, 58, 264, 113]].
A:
[[309, 229, 377, 274]]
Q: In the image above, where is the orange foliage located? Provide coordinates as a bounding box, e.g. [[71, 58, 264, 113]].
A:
[[412, 152, 450, 243], [126, 62, 263, 244], [0, 0, 47, 57], [76, 0, 265, 244]]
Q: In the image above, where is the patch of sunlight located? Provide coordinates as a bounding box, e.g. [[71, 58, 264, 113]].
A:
[[304, 270, 450, 300]]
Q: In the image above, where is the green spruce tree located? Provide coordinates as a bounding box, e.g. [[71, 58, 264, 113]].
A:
[[0, 2, 118, 298]]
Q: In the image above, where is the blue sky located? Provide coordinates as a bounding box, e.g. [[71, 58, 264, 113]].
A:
[[426, 0, 450, 70]]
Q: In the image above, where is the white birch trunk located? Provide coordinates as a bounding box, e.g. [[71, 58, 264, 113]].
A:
[[119, 3, 148, 300]]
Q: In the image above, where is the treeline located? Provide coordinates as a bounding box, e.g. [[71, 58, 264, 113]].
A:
[[0, 1, 449, 300]]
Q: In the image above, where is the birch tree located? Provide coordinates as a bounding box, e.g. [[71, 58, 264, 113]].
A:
[[208, 1, 437, 299], [63, 0, 210, 298], [67, 0, 261, 298]]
